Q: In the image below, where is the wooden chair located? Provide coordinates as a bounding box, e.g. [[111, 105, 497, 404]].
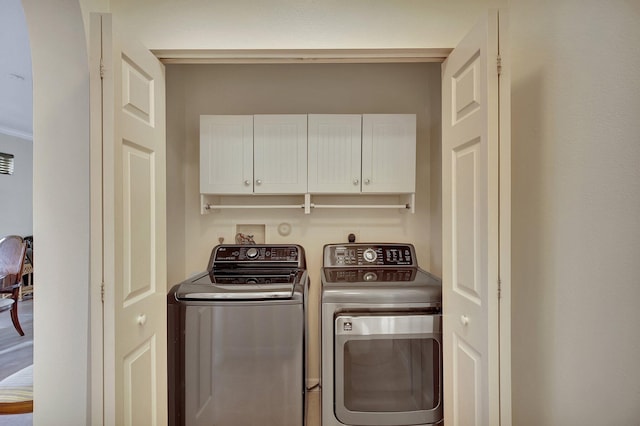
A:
[[0, 236, 27, 336], [20, 236, 33, 300]]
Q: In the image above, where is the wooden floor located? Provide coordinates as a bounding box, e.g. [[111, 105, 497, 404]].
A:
[[0, 297, 33, 382], [307, 390, 321, 426]]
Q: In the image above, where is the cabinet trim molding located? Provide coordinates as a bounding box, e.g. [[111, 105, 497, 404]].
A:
[[153, 48, 452, 64]]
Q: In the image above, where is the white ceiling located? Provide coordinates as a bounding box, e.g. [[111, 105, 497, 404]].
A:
[[0, 0, 33, 141]]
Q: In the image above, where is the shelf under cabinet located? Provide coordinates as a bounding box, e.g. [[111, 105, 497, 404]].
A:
[[200, 193, 415, 215]]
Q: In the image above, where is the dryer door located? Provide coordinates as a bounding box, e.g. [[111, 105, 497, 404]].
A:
[[334, 313, 443, 425]]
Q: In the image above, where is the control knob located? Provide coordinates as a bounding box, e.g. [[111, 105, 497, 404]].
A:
[[363, 248, 377, 263], [245, 247, 259, 259]]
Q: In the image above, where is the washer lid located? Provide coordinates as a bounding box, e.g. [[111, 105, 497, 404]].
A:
[[175, 271, 301, 300]]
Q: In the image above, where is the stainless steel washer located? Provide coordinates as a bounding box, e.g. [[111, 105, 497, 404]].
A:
[[168, 244, 309, 426], [321, 243, 443, 426]]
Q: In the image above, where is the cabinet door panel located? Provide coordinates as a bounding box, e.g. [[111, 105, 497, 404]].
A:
[[308, 114, 362, 193], [362, 114, 416, 193], [254, 114, 308, 194], [200, 115, 253, 194]]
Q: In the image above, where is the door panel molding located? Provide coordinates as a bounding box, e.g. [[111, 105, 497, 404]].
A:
[[96, 13, 168, 426], [442, 9, 508, 426]]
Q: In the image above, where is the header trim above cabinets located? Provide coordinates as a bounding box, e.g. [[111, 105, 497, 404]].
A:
[[152, 48, 452, 64]]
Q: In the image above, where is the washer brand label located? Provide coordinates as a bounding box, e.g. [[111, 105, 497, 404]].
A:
[[343, 321, 352, 332]]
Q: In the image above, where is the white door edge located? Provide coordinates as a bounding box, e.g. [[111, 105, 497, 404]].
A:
[[498, 8, 513, 426], [89, 12, 106, 426]]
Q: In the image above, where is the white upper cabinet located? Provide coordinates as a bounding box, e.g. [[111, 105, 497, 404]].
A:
[[200, 113, 415, 197], [308, 114, 362, 193], [200, 114, 308, 194], [200, 115, 253, 194], [362, 114, 416, 193], [253, 114, 308, 194]]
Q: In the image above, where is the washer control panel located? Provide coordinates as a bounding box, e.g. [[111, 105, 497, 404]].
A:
[[323, 243, 416, 267], [210, 244, 305, 268]]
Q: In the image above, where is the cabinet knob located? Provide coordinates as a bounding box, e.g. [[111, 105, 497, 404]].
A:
[[353, 179, 359, 185], [244, 180, 251, 186], [256, 179, 262, 185], [460, 315, 470, 326], [364, 179, 371, 185]]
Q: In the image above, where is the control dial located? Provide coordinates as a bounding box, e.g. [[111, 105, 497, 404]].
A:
[[245, 247, 259, 259], [363, 248, 378, 263]]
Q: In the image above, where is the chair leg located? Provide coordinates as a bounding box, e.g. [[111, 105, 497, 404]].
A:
[[10, 288, 25, 336]]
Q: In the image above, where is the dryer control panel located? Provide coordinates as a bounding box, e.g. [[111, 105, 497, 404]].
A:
[[323, 243, 416, 267]]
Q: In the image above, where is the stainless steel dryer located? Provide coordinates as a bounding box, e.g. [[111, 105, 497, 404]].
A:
[[321, 243, 443, 426], [168, 244, 309, 426]]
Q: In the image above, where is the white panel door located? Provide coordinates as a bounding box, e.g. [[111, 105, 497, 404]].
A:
[[362, 114, 416, 193], [200, 115, 254, 194], [442, 10, 504, 426], [308, 114, 362, 193], [100, 15, 167, 426], [254, 114, 308, 194]]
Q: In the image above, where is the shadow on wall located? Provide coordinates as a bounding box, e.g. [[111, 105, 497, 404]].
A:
[[510, 68, 558, 425]]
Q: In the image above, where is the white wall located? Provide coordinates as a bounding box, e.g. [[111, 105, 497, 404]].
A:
[[21, 0, 91, 424], [0, 133, 32, 237], [166, 62, 442, 382], [510, 1, 640, 424]]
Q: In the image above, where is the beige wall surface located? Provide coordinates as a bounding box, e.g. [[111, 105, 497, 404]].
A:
[[510, 1, 640, 424], [111, 0, 506, 50], [166, 62, 442, 382], [0, 133, 33, 237]]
